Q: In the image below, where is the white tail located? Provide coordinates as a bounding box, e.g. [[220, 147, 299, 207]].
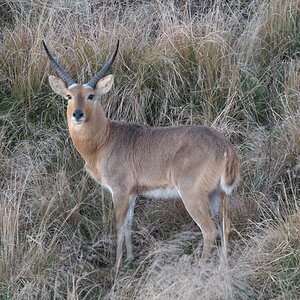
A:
[[43, 40, 240, 272]]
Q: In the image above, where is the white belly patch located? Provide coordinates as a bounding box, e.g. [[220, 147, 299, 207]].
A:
[[142, 188, 181, 199], [100, 182, 113, 195]]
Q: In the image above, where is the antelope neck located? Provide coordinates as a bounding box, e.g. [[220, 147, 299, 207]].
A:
[[68, 104, 110, 164]]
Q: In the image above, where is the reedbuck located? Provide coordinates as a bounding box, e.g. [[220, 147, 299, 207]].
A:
[[43, 40, 240, 270]]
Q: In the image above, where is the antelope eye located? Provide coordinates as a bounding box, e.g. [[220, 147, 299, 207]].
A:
[[66, 94, 72, 100], [87, 94, 94, 100]]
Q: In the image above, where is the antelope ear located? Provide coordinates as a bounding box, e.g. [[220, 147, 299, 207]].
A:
[[49, 75, 68, 97], [94, 75, 114, 96]]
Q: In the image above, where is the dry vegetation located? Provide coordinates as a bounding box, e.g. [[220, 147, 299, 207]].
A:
[[0, 0, 300, 299]]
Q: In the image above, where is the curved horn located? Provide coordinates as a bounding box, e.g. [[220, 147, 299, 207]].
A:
[[42, 40, 76, 87], [85, 40, 119, 89]]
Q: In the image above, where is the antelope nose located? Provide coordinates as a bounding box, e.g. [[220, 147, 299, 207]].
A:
[[73, 109, 84, 121]]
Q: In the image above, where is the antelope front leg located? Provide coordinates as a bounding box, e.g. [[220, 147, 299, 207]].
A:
[[124, 195, 137, 263], [112, 192, 135, 272]]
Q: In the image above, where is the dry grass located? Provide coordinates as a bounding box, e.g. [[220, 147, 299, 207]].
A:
[[1, 0, 300, 299]]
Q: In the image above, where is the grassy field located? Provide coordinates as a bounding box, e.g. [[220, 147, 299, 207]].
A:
[[0, 0, 300, 299]]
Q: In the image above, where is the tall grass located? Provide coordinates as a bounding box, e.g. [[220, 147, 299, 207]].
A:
[[1, 0, 300, 298]]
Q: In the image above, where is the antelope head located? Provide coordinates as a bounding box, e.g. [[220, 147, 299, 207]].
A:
[[43, 40, 119, 126]]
